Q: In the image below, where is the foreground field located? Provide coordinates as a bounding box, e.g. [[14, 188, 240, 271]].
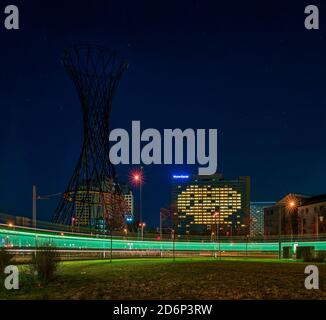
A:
[[1, 257, 325, 300]]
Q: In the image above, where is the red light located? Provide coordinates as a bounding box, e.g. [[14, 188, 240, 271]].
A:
[[129, 168, 144, 186]]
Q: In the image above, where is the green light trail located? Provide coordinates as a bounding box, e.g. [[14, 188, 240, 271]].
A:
[[1, 227, 326, 252]]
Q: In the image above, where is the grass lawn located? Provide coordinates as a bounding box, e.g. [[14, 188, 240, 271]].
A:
[[1, 257, 325, 300]]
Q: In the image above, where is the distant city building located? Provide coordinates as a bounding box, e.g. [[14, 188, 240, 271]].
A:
[[74, 190, 100, 226], [172, 174, 250, 236], [72, 180, 131, 229], [250, 202, 275, 236], [120, 183, 134, 216], [298, 194, 326, 235], [159, 207, 173, 233], [264, 193, 310, 236]]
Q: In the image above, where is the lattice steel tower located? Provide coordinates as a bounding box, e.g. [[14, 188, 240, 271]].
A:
[[53, 45, 128, 231]]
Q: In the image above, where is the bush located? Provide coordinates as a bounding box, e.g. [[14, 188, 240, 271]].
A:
[[283, 246, 293, 259], [302, 253, 315, 262], [0, 248, 15, 278], [296, 246, 315, 261], [314, 252, 326, 263], [31, 245, 60, 284], [303, 251, 326, 263]]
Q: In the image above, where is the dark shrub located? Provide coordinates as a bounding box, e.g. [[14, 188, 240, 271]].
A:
[[0, 248, 15, 278], [296, 246, 315, 261], [31, 245, 60, 284], [301, 249, 325, 263], [302, 252, 315, 262], [305, 251, 326, 263], [283, 246, 293, 259]]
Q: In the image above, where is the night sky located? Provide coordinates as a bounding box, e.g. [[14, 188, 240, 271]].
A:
[[0, 0, 326, 227]]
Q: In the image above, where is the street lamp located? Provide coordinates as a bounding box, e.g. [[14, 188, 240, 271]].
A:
[[286, 198, 298, 239], [71, 217, 78, 232], [139, 222, 146, 240], [277, 196, 299, 259], [130, 167, 144, 238], [212, 211, 221, 259], [32, 185, 61, 229], [171, 229, 176, 261]]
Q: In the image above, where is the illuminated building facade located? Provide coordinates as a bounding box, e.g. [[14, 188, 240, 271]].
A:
[[74, 190, 98, 226], [172, 174, 250, 235], [72, 180, 128, 230], [250, 202, 275, 236], [264, 193, 310, 236], [74, 190, 126, 229], [298, 194, 326, 235], [120, 183, 134, 216]]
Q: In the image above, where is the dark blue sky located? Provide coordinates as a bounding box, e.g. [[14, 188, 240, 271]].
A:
[[0, 0, 326, 227]]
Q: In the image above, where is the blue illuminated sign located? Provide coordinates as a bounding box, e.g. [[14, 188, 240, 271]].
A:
[[172, 175, 190, 179]]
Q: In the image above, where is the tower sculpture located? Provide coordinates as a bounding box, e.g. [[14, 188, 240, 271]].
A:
[[53, 45, 128, 231]]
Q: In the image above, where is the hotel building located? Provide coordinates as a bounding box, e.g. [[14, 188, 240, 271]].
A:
[[172, 174, 250, 236]]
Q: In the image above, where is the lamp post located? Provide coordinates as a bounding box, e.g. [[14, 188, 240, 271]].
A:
[[131, 167, 144, 238], [32, 185, 37, 228], [139, 222, 146, 240], [110, 228, 113, 263], [289, 201, 295, 238], [71, 217, 76, 233], [229, 224, 233, 239], [315, 213, 319, 240], [32, 185, 61, 229], [172, 229, 175, 261], [246, 234, 249, 257], [319, 216, 323, 238], [212, 211, 220, 259], [278, 206, 282, 259], [278, 199, 297, 259], [160, 210, 163, 241]]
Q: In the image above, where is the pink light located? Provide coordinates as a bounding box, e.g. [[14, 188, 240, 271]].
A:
[[129, 168, 144, 186]]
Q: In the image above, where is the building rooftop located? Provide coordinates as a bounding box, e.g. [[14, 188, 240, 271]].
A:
[[301, 193, 326, 206]]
